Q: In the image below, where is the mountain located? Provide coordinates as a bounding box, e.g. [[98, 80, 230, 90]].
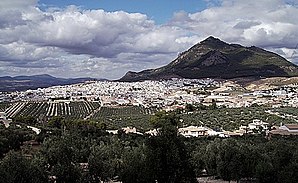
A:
[[120, 36, 298, 81], [0, 74, 99, 92]]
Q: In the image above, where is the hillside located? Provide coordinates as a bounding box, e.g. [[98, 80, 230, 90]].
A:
[[120, 36, 298, 81], [0, 74, 98, 92]]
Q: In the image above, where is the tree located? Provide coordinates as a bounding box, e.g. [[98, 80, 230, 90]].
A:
[[48, 116, 64, 129], [216, 139, 247, 182], [0, 124, 36, 158], [13, 116, 37, 126], [0, 151, 47, 183], [186, 104, 195, 112], [150, 111, 180, 135], [146, 111, 196, 183], [255, 155, 276, 183], [120, 146, 153, 183], [40, 135, 83, 183], [88, 139, 122, 182], [204, 138, 221, 176]]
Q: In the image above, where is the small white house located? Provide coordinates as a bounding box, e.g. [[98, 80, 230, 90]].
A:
[[178, 126, 208, 137], [145, 129, 158, 136], [106, 127, 143, 135], [248, 119, 269, 131]]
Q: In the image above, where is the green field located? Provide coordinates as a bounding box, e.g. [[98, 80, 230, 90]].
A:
[[179, 107, 296, 131], [4, 101, 101, 120], [0, 102, 11, 112], [2, 101, 297, 131], [91, 106, 158, 130]]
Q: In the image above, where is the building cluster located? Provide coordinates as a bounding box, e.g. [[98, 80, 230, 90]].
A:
[[1, 78, 298, 110], [0, 79, 218, 109]]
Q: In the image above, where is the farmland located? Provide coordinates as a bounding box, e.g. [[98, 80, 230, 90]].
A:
[[178, 107, 296, 131], [4, 101, 101, 120], [91, 106, 158, 130], [0, 102, 10, 112], [2, 101, 157, 130], [2, 100, 297, 131]]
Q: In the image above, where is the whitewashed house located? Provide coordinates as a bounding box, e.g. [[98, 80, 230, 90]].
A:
[[178, 126, 208, 137], [248, 119, 269, 131]]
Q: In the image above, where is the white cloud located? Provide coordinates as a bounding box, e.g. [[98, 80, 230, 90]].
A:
[[0, 0, 297, 79], [175, 0, 298, 47]]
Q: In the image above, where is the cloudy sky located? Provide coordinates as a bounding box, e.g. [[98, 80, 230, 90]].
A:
[[0, 0, 298, 79]]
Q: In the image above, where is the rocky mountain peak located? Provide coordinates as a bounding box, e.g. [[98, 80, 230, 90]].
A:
[[200, 36, 229, 49], [119, 36, 298, 81]]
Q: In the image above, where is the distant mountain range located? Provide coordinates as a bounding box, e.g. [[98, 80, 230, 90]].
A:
[[0, 74, 99, 92], [120, 36, 298, 81]]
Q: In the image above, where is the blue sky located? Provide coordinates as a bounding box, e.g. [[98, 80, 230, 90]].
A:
[[0, 0, 297, 79], [39, 0, 207, 24]]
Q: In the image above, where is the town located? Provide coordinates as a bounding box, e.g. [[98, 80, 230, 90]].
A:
[[2, 78, 298, 108], [1, 78, 298, 138]]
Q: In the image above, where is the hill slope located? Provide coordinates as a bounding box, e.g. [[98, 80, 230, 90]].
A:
[[120, 36, 298, 81], [0, 74, 98, 92]]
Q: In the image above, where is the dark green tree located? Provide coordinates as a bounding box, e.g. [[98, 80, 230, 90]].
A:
[[120, 146, 153, 183], [13, 116, 37, 126], [0, 151, 47, 183], [40, 135, 83, 183], [216, 139, 247, 182], [146, 111, 196, 183], [204, 138, 221, 176], [48, 116, 65, 129], [88, 139, 122, 182]]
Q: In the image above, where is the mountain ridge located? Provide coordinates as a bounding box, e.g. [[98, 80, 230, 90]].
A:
[[0, 74, 101, 92], [119, 36, 298, 81]]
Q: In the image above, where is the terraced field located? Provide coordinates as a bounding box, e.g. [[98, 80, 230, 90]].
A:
[[4, 101, 101, 119]]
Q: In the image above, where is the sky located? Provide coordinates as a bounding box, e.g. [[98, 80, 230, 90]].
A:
[[0, 0, 298, 79]]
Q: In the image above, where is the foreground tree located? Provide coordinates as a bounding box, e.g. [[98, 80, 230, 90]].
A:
[[147, 111, 197, 183], [40, 134, 83, 183], [88, 138, 122, 182], [120, 146, 152, 183], [0, 151, 47, 183]]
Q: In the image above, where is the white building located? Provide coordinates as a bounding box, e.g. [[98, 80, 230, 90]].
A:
[[107, 127, 143, 135], [178, 126, 208, 137], [145, 129, 158, 136], [248, 119, 269, 131]]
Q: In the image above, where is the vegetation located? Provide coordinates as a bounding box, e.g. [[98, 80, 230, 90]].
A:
[[1, 110, 298, 182], [6, 101, 100, 119], [91, 106, 158, 131], [179, 106, 296, 131], [4, 100, 297, 132], [0, 102, 10, 112]]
